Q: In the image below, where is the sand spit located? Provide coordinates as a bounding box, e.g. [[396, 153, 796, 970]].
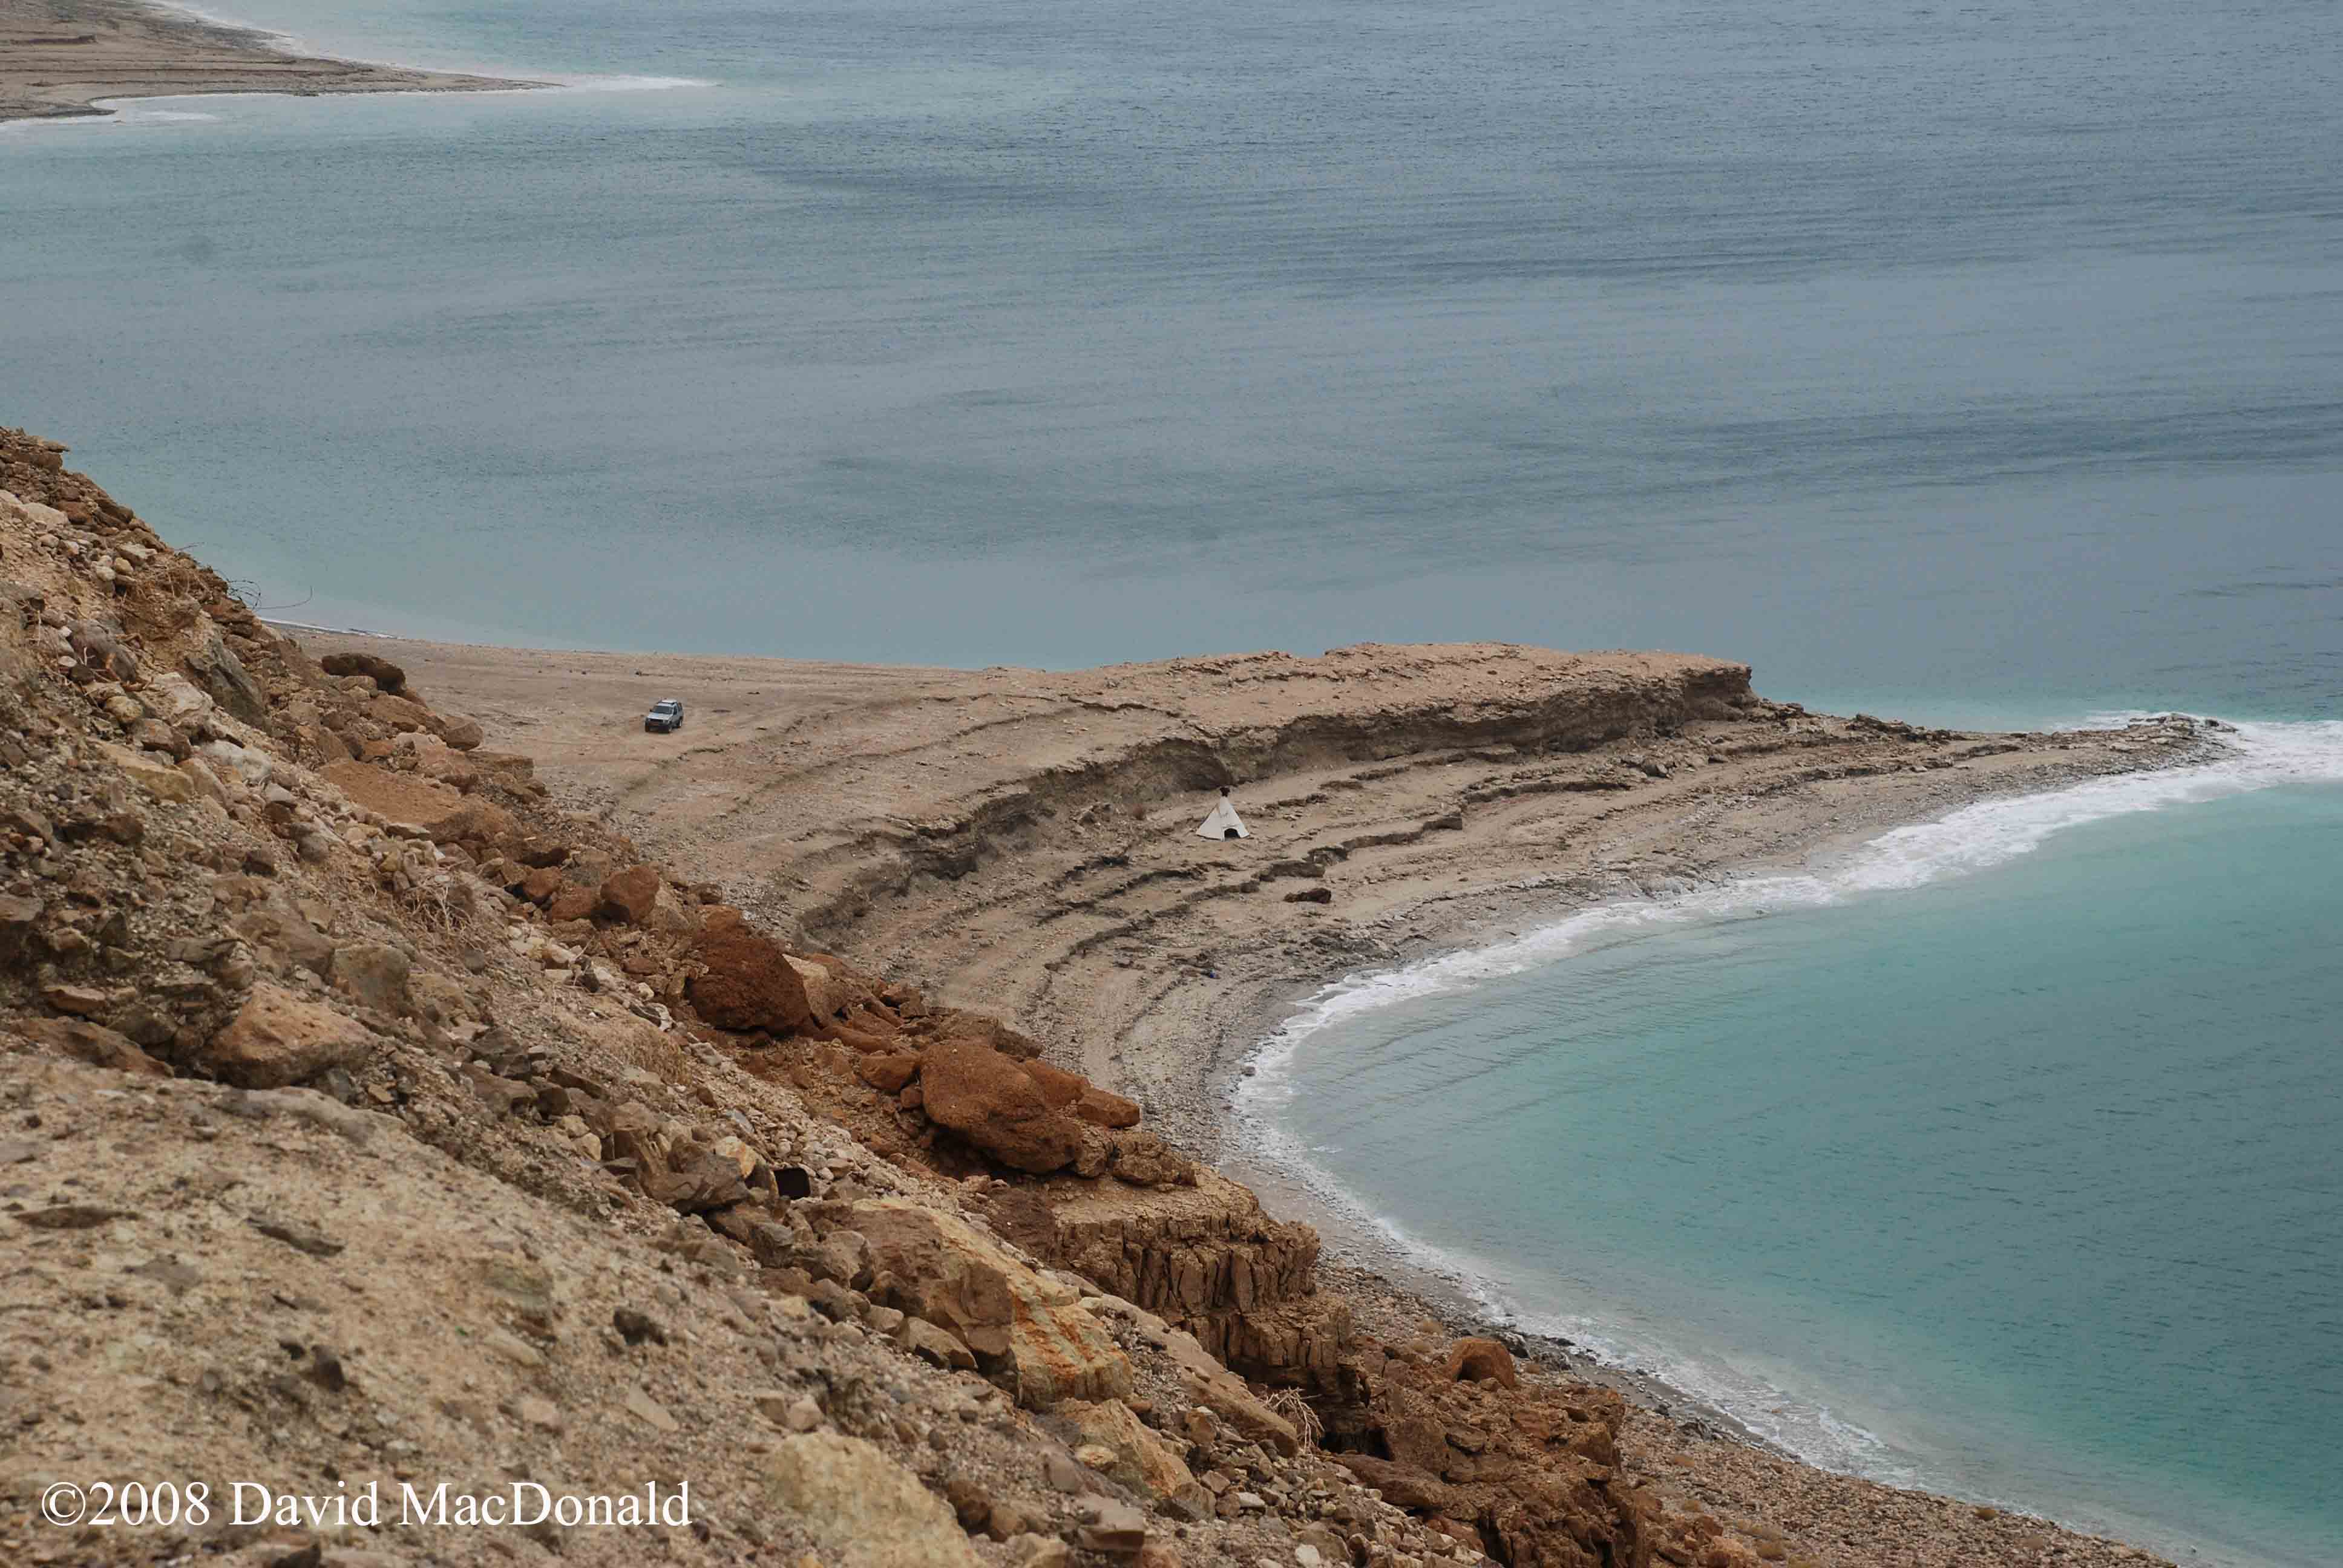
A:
[[0, 0, 540, 123], [309, 632, 2212, 1163]]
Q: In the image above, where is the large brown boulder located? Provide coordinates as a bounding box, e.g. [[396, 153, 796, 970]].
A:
[[686, 923, 813, 1033], [1076, 1085, 1142, 1129], [598, 864, 663, 924], [918, 1028, 1084, 1175], [1021, 1057, 1089, 1108], [1444, 1336, 1519, 1389], [1020, 1059, 1142, 1128], [198, 984, 376, 1089], [320, 651, 407, 693], [425, 711, 485, 750]]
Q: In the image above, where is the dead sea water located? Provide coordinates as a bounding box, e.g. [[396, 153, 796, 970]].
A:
[[2, 0, 2339, 1561], [1245, 730, 2343, 1568]]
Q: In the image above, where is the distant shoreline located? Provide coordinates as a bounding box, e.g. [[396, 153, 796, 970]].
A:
[[0, 0, 543, 123]]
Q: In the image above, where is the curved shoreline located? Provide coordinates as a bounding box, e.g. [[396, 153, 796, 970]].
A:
[[1208, 712, 2343, 1568], [0, 0, 545, 123], [1205, 746, 2224, 1538]]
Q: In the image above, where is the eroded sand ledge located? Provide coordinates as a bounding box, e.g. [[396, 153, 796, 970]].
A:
[[298, 633, 2213, 1166], [0, 0, 540, 122]]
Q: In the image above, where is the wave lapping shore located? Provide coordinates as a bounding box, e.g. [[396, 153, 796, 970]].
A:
[[0, 0, 539, 122]]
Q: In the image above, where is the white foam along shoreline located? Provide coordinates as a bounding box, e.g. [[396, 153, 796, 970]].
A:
[[1231, 714, 2343, 1530]]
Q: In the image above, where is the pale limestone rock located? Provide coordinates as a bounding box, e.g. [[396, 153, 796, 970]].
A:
[[847, 1197, 1132, 1408], [97, 742, 195, 803], [764, 1433, 985, 1568], [1060, 1397, 1208, 1509]]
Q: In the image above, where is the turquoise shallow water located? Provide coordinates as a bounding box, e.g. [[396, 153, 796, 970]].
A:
[[4, 0, 2341, 1559], [1247, 733, 2343, 1567]]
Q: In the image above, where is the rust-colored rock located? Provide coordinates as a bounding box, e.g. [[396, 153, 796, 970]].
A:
[[545, 884, 597, 923], [1022, 1057, 1089, 1109], [1444, 1336, 1519, 1389], [7, 1018, 171, 1079], [1021, 1058, 1142, 1129], [1001, 1170, 1344, 1388], [917, 1027, 1083, 1175], [1336, 1343, 1650, 1568], [1334, 1452, 1458, 1514], [598, 864, 662, 924], [199, 984, 376, 1089], [1076, 1086, 1142, 1129], [687, 922, 814, 1034], [856, 1051, 920, 1094], [320, 651, 407, 693]]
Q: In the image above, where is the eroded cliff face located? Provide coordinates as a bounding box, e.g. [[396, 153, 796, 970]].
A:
[[0, 427, 1672, 1568], [791, 645, 1764, 947], [978, 1172, 1353, 1391]]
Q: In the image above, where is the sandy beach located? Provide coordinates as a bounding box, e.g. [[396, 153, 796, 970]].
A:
[[288, 626, 2215, 1564], [0, 0, 537, 122]]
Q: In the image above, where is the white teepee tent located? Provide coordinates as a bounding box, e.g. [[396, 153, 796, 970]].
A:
[[1196, 791, 1250, 840]]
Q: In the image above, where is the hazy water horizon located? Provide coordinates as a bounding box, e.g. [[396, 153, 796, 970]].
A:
[[4, 0, 2339, 727]]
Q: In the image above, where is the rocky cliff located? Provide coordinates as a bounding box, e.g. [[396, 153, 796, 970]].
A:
[[0, 426, 1676, 1568]]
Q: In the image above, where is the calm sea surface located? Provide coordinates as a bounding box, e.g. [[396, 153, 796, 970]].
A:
[[4, 1, 2338, 1561]]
